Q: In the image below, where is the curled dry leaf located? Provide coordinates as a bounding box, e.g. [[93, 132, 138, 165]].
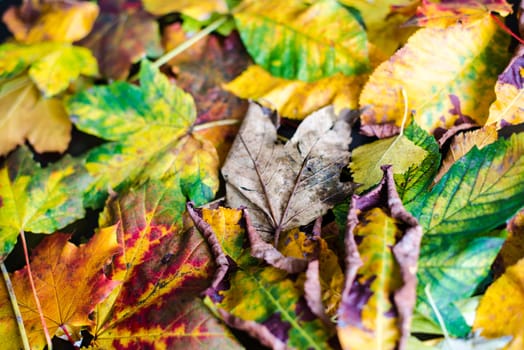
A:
[[338, 166, 422, 350], [222, 102, 354, 243]]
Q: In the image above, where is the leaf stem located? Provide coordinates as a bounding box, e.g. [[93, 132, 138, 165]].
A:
[[20, 231, 53, 350], [425, 284, 453, 349], [152, 16, 228, 69], [1, 262, 31, 350], [192, 119, 240, 132]]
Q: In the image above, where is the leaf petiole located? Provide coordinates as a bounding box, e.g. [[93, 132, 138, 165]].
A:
[[192, 119, 240, 132], [1, 262, 31, 350]]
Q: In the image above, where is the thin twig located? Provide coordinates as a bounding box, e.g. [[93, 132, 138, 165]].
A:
[[192, 119, 240, 132], [19, 231, 53, 350], [1, 262, 31, 350]]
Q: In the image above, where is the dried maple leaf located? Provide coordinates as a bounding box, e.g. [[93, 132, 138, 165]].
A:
[[338, 166, 422, 350], [87, 179, 241, 349], [77, 0, 162, 80], [0, 226, 120, 349], [222, 103, 354, 243], [2, 1, 99, 43]]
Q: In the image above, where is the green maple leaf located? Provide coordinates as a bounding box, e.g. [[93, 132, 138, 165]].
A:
[[66, 60, 219, 207]]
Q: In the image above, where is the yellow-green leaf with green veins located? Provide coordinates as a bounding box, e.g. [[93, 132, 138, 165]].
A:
[[350, 133, 428, 193], [0, 75, 71, 155], [234, 0, 369, 82], [359, 15, 510, 134], [66, 60, 218, 207], [0, 146, 92, 258], [225, 65, 366, 120], [143, 0, 228, 19]]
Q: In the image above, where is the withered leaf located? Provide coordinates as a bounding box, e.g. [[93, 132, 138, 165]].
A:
[[222, 103, 354, 243]]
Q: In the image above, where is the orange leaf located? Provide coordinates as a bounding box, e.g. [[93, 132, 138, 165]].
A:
[[0, 227, 120, 349]]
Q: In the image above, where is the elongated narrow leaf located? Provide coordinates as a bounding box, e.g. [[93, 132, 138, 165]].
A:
[[67, 60, 219, 207], [222, 103, 354, 241], [486, 49, 524, 128], [413, 133, 524, 336], [0, 227, 119, 350], [225, 65, 366, 120], [191, 207, 334, 349], [89, 180, 241, 349], [234, 0, 369, 82], [0, 146, 91, 258], [359, 15, 510, 134], [338, 166, 422, 350]]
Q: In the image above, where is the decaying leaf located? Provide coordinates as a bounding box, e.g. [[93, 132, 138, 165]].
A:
[[190, 206, 335, 349], [359, 14, 510, 135], [0, 146, 91, 258], [78, 0, 162, 80], [412, 132, 524, 336], [66, 60, 219, 207], [234, 0, 369, 82], [0, 76, 71, 155], [0, 42, 98, 96], [225, 65, 366, 120], [88, 180, 241, 349], [338, 166, 422, 350], [497, 209, 524, 271], [473, 257, 524, 350], [2, 2, 99, 43], [350, 131, 429, 193], [222, 102, 354, 242], [433, 125, 498, 183], [486, 46, 524, 128], [0, 226, 120, 350]]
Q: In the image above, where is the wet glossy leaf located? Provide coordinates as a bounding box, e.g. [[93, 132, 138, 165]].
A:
[[473, 257, 524, 349], [338, 166, 422, 350], [234, 0, 369, 82], [89, 180, 241, 349], [66, 60, 219, 207], [0, 43, 98, 96], [0, 226, 120, 350], [222, 102, 354, 242], [225, 65, 366, 120], [412, 133, 524, 336], [359, 15, 510, 135], [0, 146, 91, 258], [0, 76, 71, 155], [78, 0, 162, 80], [192, 207, 334, 349], [350, 132, 428, 193], [486, 48, 524, 128], [2, 2, 99, 43]]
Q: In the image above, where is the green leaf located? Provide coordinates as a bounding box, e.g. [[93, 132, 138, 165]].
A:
[[395, 123, 441, 212], [0, 146, 92, 258], [234, 0, 369, 82], [0, 42, 98, 96], [413, 133, 524, 336], [66, 60, 219, 207]]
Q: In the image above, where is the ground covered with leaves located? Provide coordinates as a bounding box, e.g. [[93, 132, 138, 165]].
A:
[[0, 0, 524, 349]]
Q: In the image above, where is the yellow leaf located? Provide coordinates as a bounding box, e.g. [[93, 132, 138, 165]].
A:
[[474, 257, 524, 350], [350, 134, 428, 193], [433, 125, 498, 183], [486, 50, 524, 128], [0, 76, 71, 155], [143, 0, 228, 19], [3, 2, 99, 44], [225, 65, 366, 119], [359, 15, 510, 134]]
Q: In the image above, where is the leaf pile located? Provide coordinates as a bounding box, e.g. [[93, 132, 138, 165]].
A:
[[0, 1, 523, 350]]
